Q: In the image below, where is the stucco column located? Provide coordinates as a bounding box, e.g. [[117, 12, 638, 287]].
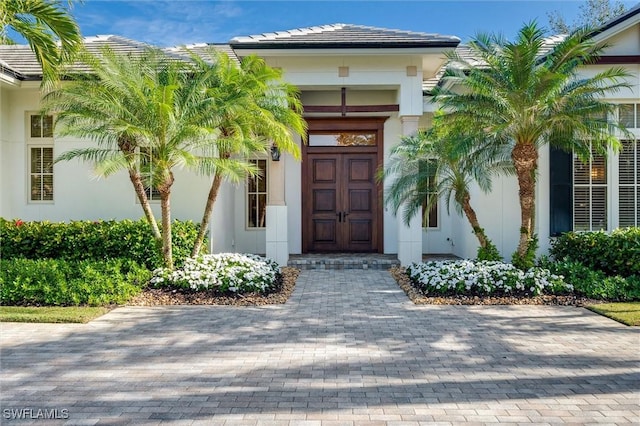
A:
[[265, 157, 288, 267], [397, 115, 423, 266]]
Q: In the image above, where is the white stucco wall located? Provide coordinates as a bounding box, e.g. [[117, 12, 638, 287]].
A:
[[596, 22, 640, 56], [0, 86, 8, 217], [0, 88, 229, 249], [233, 172, 266, 255]]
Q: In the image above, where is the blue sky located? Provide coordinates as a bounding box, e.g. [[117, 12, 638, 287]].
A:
[[72, 1, 639, 47]]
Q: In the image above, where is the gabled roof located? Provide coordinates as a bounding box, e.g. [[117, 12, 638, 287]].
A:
[[230, 23, 459, 49]]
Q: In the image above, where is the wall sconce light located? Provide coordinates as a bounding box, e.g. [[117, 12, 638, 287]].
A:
[[270, 145, 281, 161]]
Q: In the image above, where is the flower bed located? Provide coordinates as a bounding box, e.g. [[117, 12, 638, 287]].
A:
[[151, 253, 280, 294], [406, 260, 572, 297]]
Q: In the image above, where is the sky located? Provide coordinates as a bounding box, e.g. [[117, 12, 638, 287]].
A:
[[69, 0, 639, 47]]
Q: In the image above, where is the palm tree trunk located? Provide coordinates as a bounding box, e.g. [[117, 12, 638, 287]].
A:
[[460, 191, 489, 248], [192, 172, 223, 257], [158, 173, 175, 270], [118, 137, 161, 240], [127, 168, 161, 240], [159, 191, 173, 270], [512, 142, 538, 257]]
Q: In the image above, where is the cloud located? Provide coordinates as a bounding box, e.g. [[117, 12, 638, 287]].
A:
[[76, 1, 246, 46], [211, 2, 243, 18]]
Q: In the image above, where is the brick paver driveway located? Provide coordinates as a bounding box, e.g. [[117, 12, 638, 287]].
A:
[[1, 270, 639, 425]]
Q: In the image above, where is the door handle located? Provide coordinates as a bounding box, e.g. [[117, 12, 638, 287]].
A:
[[336, 212, 342, 222], [343, 212, 349, 221]]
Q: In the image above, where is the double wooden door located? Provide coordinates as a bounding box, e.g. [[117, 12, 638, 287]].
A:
[[303, 152, 379, 252]]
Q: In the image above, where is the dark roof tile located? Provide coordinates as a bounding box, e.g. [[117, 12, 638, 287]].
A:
[[231, 23, 459, 49]]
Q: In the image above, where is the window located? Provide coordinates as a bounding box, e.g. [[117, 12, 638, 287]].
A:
[[30, 114, 53, 138], [308, 132, 376, 146], [139, 147, 160, 201], [30, 147, 54, 201], [619, 140, 639, 227], [420, 162, 438, 228], [574, 145, 607, 231], [247, 159, 267, 228], [619, 104, 637, 128], [28, 114, 54, 202]]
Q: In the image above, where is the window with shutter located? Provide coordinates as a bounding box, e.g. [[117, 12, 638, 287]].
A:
[[30, 147, 54, 201], [619, 140, 639, 227], [573, 145, 607, 231], [28, 114, 54, 203], [549, 147, 573, 236]]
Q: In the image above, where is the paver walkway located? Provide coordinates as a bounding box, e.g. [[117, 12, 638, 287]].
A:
[[1, 269, 639, 425]]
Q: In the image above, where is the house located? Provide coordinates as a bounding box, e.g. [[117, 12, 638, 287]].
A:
[[1, 9, 638, 266]]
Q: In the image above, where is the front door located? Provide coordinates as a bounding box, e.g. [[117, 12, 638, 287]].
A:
[[302, 118, 385, 253]]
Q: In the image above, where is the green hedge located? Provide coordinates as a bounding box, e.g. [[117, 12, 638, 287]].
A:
[[0, 218, 202, 269], [550, 228, 640, 278], [0, 258, 150, 306], [541, 259, 640, 301]]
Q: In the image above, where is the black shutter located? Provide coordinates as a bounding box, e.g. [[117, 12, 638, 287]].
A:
[[549, 147, 573, 236]]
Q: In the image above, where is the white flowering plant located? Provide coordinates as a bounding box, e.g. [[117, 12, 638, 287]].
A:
[[150, 253, 280, 294], [407, 260, 572, 297]]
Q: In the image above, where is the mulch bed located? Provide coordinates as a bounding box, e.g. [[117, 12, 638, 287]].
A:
[[128, 267, 300, 306], [389, 266, 601, 306]]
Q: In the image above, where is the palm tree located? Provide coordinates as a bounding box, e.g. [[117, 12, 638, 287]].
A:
[[44, 46, 306, 268], [383, 120, 509, 260], [1, 0, 82, 86], [43, 47, 214, 269], [434, 22, 630, 266], [186, 49, 306, 257]]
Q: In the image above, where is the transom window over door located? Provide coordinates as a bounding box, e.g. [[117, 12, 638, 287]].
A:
[[309, 133, 376, 146], [28, 114, 54, 202]]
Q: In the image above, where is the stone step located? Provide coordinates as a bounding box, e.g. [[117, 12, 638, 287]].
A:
[[287, 254, 400, 270]]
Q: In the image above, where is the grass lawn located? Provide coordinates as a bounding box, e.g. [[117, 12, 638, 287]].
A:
[[0, 306, 112, 323], [587, 302, 640, 326]]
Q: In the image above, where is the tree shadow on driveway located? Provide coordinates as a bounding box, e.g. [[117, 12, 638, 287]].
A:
[[1, 270, 638, 423]]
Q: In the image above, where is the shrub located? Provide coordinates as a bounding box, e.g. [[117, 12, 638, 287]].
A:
[[0, 218, 202, 268], [151, 253, 280, 294], [540, 259, 640, 301], [550, 228, 640, 277], [476, 240, 502, 262], [407, 260, 571, 297], [511, 234, 539, 270], [0, 258, 150, 306]]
